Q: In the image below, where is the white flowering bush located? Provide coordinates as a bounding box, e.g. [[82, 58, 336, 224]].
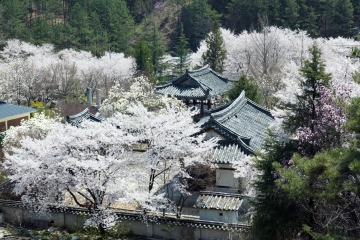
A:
[[3, 113, 61, 152], [100, 75, 185, 117]]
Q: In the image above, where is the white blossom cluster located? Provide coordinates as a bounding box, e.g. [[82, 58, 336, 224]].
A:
[[0, 39, 135, 104], [4, 104, 217, 229], [100, 75, 185, 117], [3, 113, 61, 152]]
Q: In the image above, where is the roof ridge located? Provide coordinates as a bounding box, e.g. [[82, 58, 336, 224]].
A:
[[155, 75, 185, 89], [187, 64, 210, 74], [205, 100, 234, 115], [199, 191, 243, 198], [67, 108, 89, 120], [212, 119, 254, 154], [246, 99, 274, 119], [209, 68, 232, 82], [211, 91, 246, 120]]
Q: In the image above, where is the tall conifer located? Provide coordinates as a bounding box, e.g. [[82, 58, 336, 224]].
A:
[[173, 27, 190, 76], [202, 21, 227, 74]]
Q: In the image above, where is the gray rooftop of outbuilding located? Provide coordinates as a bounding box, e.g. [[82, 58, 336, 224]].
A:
[[194, 192, 243, 211], [155, 65, 233, 100], [66, 108, 104, 127], [201, 91, 274, 155], [211, 142, 246, 164], [0, 101, 36, 119]]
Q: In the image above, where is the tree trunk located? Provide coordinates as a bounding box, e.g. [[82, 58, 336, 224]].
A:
[[99, 223, 106, 239]]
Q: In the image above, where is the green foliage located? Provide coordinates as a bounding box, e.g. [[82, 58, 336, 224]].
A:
[[68, 3, 93, 50], [224, 0, 355, 38], [30, 100, 44, 108], [202, 21, 227, 74], [0, 0, 357, 56], [135, 40, 153, 74], [334, 0, 354, 37], [31, 18, 53, 45], [0, 132, 4, 145], [106, 223, 130, 238], [345, 97, 360, 147], [227, 75, 260, 103], [2, 0, 29, 40], [146, 23, 167, 77], [89, 11, 108, 57], [173, 26, 190, 76], [251, 131, 303, 240], [282, 0, 300, 29], [350, 47, 360, 58], [181, 0, 220, 51], [285, 43, 331, 135]]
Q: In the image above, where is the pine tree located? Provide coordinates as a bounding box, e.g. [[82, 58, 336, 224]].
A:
[[268, 0, 282, 26], [145, 23, 170, 83], [31, 18, 53, 45], [227, 75, 260, 103], [285, 43, 331, 136], [298, 3, 319, 37], [53, 23, 78, 50], [173, 27, 190, 76], [89, 11, 108, 57], [334, 0, 354, 37], [251, 131, 303, 240], [68, 3, 92, 50], [202, 21, 227, 74], [282, 0, 300, 29], [135, 40, 153, 75], [2, 0, 29, 40], [181, 0, 220, 51], [106, 0, 135, 55]]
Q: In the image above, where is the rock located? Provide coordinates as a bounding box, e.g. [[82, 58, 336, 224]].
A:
[[47, 226, 57, 232]]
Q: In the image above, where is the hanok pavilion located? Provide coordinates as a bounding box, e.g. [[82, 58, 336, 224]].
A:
[[155, 65, 233, 115]]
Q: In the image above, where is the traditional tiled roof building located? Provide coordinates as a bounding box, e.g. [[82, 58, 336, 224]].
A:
[[201, 90, 274, 156], [194, 191, 245, 224], [65, 108, 104, 128], [155, 65, 233, 115], [199, 90, 274, 192]]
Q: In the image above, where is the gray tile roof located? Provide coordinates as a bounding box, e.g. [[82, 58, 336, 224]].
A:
[[194, 192, 243, 211], [0, 101, 36, 119], [156, 65, 233, 99], [66, 108, 104, 127], [212, 142, 246, 164], [201, 91, 274, 154]]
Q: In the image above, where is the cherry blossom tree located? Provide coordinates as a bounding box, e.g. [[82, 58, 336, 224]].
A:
[[4, 103, 217, 234], [100, 75, 185, 117], [0, 39, 136, 104], [4, 120, 143, 235], [190, 27, 360, 106], [2, 112, 61, 152], [108, 104, 217, 215], [0, 58, 43, 105]]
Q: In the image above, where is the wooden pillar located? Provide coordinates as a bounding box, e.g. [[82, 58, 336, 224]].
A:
[[207, 99, 211, 110], [185, 99, 189, 106], [200, 100, 204, 115]]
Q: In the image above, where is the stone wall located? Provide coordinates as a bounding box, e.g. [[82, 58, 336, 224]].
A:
[[0, 204, 249, 240]]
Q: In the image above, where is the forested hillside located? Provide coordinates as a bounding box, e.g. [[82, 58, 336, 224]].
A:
[[1, 0, 359, 56]]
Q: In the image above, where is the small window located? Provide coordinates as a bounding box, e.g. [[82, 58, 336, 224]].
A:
[[219, 213, 223, 216]]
